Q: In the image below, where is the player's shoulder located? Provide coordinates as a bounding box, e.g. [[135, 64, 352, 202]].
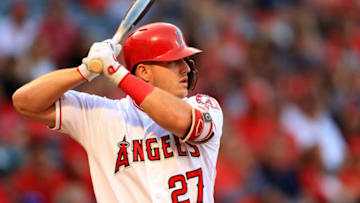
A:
[[186, 93, 222, 112], [64, 90, 127, 107], [65, 90, 111, 101]]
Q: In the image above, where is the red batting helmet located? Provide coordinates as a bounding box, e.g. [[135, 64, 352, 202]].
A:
[[123, 22, 202, 90]]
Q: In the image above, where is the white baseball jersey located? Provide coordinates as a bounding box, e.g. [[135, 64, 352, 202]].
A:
[[51, 90, 223, 203]]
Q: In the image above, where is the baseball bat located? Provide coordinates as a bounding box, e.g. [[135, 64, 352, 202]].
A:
[[89, 0, 155, 73]]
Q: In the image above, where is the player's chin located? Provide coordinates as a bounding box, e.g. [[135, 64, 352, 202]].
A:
[[176, 88, 188, 98]]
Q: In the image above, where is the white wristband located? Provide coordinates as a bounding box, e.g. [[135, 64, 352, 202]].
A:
[[77, 64, 99, 82], [104, 62, 130, 86]]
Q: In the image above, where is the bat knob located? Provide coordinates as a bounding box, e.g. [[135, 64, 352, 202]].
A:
[[89, 59, 104, 73]]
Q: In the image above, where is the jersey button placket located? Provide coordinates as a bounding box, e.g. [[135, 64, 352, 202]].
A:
[[145, 138, 166, 202]]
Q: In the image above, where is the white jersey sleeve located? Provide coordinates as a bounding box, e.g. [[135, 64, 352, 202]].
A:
[[50, 90, 125, 147], [184, 94, 223, 143]]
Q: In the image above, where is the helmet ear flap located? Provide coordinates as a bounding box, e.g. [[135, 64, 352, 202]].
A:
[[185, 58, 198, 90]]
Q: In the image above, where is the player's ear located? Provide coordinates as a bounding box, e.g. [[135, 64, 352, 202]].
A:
[[135, 63, 152, 82]]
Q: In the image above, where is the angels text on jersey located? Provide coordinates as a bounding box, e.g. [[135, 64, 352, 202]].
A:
[[114, 134, 201, 173]]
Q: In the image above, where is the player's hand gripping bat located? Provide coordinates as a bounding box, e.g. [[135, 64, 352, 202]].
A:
[[89, 0, 155, 73]]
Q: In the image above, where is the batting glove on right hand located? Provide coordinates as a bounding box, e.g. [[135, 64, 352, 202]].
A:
[[85, 39, 130, 86]]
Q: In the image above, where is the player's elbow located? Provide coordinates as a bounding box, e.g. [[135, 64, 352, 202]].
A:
[[12, 88, 33, 115]]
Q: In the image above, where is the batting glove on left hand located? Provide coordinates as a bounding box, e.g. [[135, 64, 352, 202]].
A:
[[77, 58, 99, 82]]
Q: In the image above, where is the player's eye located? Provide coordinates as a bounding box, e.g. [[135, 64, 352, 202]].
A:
[[175, 59, 184, 65]]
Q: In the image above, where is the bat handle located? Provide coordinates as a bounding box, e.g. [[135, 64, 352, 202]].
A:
[[89, 59, 104, 73]]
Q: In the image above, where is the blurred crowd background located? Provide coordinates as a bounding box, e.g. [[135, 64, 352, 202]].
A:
[[1, 0, 360, 202]]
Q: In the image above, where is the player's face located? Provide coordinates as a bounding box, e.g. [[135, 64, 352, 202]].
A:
[[148, 59, 191, 98]]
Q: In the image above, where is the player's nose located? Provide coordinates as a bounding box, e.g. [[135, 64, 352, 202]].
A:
[[179, 59, 191, 75]]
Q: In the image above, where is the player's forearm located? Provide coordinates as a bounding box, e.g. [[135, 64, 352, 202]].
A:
[[140, 88, 192, 137], [12, 68, 85, 113], [109, 70, 193, 137]]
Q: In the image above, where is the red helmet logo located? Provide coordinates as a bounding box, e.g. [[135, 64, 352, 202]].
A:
[[175, 30, 184, 47]]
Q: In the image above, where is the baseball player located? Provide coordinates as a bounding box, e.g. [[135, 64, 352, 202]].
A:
[[13, 22, 223, 203]]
